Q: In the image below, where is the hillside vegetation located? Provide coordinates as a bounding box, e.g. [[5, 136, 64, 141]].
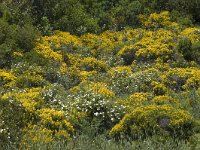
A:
[[0, 2, 200, 149]]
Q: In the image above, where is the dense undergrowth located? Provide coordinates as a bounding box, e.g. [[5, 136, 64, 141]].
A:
[[0, 11, 200, 149]]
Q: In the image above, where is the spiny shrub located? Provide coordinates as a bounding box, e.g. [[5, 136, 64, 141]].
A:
[[110, 104, 194, 140]]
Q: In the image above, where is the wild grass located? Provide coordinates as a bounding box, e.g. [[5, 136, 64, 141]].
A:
[[6, 134, 199, 150]]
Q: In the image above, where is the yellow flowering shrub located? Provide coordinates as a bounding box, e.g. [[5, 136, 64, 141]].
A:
[[99, 31, 124, 48], [1, 87, 75, 145], [34, 31, 81, 62], [154, 58, 170, 71], [162, 67, 200, 90], [20, 124, 53, 148], [129, 92, 150, 101], [79, 70, 97, 81], [138, 30, 174, 58], [179, 28, 200, 43], [129, 92, 150, 106], [108, 66, 132, 76], [59, 55, 81, 77], [76, 57, 108, 72], [119, 92, 151, 111], [59, 62, 68, 75], [117, 44, 136, 64], [34, 40, 63, 62], [124, 28, 145, 42], [60, 56, 107, 82], [0, 88, 47, 146], [152, 81, 168, 96], [134, 37, 173, 59], [88, 82, 115, 97], [20, 123, 76, 149], [139, 11, 179, 29], [63, 55, 107, 77], [80, 33, 99, 47], [1, 88, 43, 112], [47, 31, 81, 48], [152, 95, 179, 106], [118, 29, 175, 63], [110, 105, 193, 139], [15, 73, 48, 88], [37, 108, 74, 137], [185, 77, 200, 89], [100, 30, 124, 43], [80, 32, 122, 56], [0, 69, 16, 87], [69, 81, 114, 98]]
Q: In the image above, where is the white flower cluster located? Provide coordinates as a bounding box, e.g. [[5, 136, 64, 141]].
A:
[[109, 71, 137, 94], [41, 84, 68, 112], [0, 119, 10, 139], [110, 69, 159, 95], [67, 90, 126, 123]]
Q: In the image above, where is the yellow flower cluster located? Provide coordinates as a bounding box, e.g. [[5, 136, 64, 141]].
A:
[[69, 81, 115, 97], [34, 40, 63, 62], [139, 11, 179, 29], [59, 55, 108, 81], [77, 57, 108, 72], [89, 82, 115, 97], [179, 27, 200, 43], [59, 62, 68, 75], [110, 104, 192, 137], [34, 31, 81, 62], [80, 31, 124, 56], [108, 66, 132, 76], [48, 31, 82, 48], [152, 95, 179, 106], [37, 108, 74, 134], [0, 69, 16, 87], [118, 29, 175, 61], [154, 58, 170, 71], [162, 67, 200, 90], [21, 124, 54, 147], [135, 37, 173, 58], [2, 88, 43, 112], [123, 28, 145, 41], [79, 70, 97, 81], [120, 92, 151, 111], [129, 92, 150, 101], [152, 81, 168, 95], [13, 51, 23, 57]]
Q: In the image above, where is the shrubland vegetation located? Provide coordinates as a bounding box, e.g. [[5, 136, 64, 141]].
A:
[[0, 0, 200, 149]]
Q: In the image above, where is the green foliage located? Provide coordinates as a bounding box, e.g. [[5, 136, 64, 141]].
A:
[[177, 38, 193, 61], [1, 0, 200, 36], [0, 19, 39, 68], [0, 0, 33, 25], [5, 133, 200, 150], [32, 0, 100, 35], [191, 41, 200, 64]]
